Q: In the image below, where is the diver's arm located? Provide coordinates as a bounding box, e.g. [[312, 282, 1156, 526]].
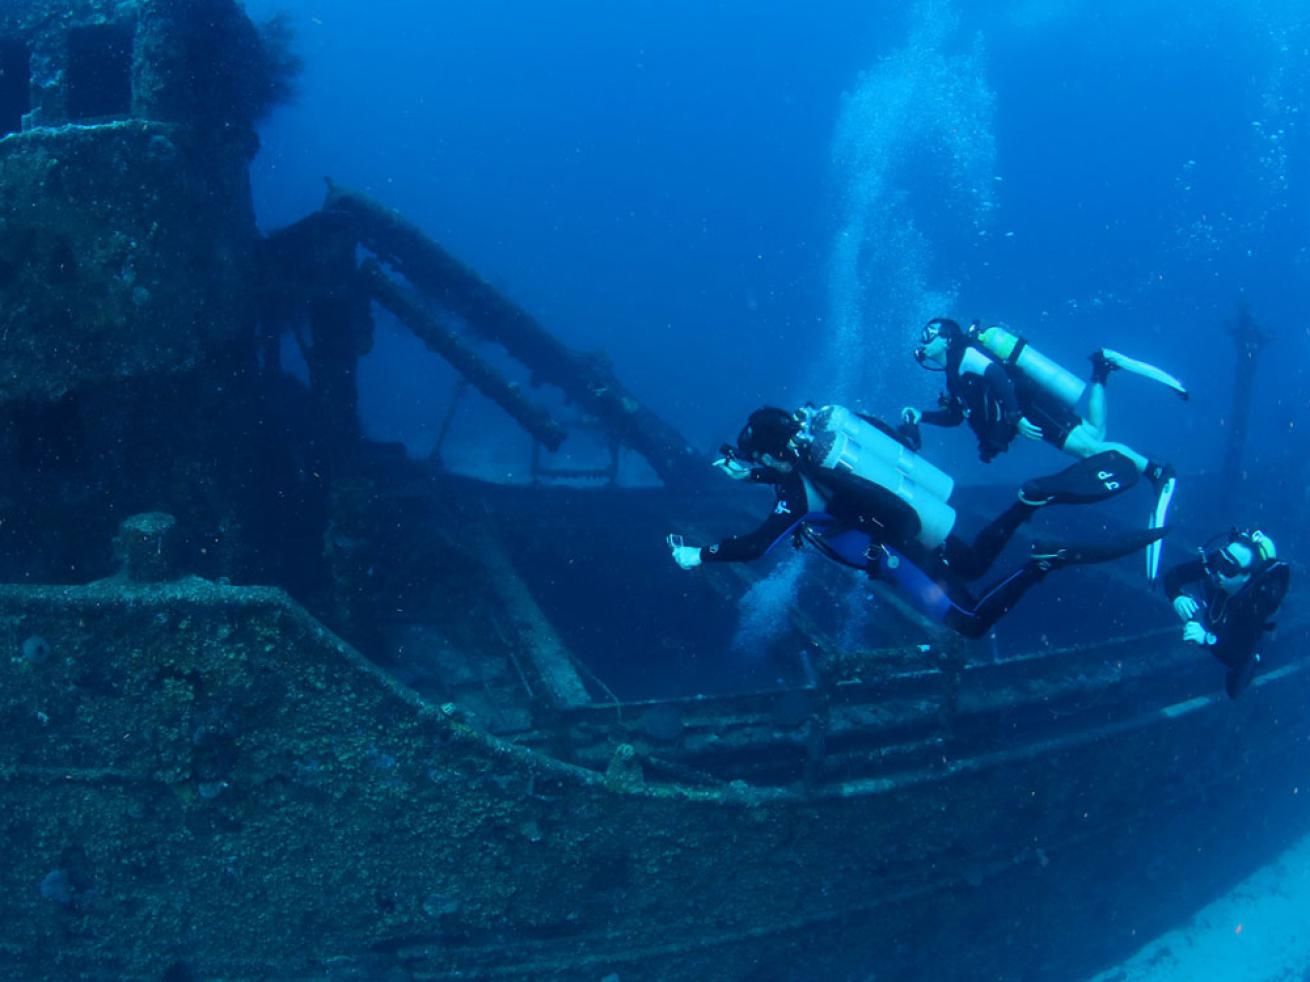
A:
[[919, 395, 965, 428], [702, 475, 806, 563], [702, 512, 797, 563]]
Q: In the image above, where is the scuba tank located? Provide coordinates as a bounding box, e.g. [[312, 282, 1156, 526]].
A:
[[797, 405, 957, 549], [974, 324, 1086, 409]]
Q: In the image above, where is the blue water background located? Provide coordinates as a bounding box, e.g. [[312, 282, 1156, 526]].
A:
[[243, 0, 1309, 493]]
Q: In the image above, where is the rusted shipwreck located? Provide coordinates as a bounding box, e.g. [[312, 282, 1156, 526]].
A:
[[0, 3, 1306, 981]]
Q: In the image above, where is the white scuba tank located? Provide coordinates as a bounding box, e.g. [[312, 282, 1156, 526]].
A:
[[799, 405, 957, 549], [975, 324, 1086, 408]]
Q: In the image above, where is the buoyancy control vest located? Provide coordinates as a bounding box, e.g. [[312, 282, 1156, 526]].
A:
[[974, 324, 1086, 409], [795, 404, 957, 549]]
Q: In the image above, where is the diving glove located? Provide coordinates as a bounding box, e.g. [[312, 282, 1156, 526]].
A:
[[666, 534, 703, 570]]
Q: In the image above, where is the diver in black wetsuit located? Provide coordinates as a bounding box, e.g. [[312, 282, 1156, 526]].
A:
[[1162, 529, 1290, 699], [901, 319, 1029, 463], [667, 405, 1164, 640], [900, 318, 1185, 579]]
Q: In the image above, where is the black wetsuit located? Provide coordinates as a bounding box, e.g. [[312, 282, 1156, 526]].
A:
[[1163, 560, 1283, 699], [920, 342, 1081, 460], [700, 465, 1046, 639]]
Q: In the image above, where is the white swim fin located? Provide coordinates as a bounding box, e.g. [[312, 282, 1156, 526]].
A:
[[1102, 348, 1189, 400], [1145, 467, 1176, 580]]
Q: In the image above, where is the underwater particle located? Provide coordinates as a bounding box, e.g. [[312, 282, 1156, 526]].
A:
[[197, 780, 229, 800], [39, 870, 73, 907], [20, 635, 50, 664], [422, 893, 461, 918], [1234, 923, 1243, 935], [518, 819, 543, 843]]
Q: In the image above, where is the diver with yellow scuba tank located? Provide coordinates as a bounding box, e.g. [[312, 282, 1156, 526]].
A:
[[1162, 528, 1290, 699], [900, 319, 1188, 580], [666, 404, 1164, 640]]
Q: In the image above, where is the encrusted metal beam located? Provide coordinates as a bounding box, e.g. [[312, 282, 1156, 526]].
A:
[[361, 259, 567, 452], [323, 182, 707, 489]]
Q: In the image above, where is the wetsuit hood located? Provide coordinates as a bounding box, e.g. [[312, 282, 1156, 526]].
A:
[[736, 407, 801, 461]]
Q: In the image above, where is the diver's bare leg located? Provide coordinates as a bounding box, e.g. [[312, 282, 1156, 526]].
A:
[[1062, 424, 1149, 473], [1086, 381, 1107, 441]]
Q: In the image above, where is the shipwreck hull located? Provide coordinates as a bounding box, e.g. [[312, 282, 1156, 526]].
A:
[[1, 574, 1306, 981], [0, 4, 1297, 979]]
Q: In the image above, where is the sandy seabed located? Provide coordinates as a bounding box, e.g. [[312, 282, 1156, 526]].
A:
[[1089, 830, 1310, 981]]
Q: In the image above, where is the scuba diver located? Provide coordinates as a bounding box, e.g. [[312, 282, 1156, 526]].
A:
[[900, 318, 1189, 581], [1162, 529, 1290, 699], [666, 404, 1165, 640]]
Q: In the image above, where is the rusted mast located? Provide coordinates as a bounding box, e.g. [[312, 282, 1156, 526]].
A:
[[1221, 303, 1272, 485]]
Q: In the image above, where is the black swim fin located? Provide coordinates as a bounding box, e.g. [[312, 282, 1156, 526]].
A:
[[1226, 656, 1260, 700], [1019, 450, 1140, 507], [1031, 526, 1168, 570]]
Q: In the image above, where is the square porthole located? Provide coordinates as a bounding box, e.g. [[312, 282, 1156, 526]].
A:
[[66, 24, 133, 121]]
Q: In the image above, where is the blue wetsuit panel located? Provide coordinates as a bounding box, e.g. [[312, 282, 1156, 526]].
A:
[[880, 547, 954, 622]]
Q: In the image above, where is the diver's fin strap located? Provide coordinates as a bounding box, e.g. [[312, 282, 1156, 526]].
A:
[[1033, 526, 1168, 568], [1102, 348, 1189, 400]]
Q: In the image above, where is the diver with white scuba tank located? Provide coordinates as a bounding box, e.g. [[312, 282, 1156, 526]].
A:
[[900, 318, 1188, 580], [667, 404, 1165, 640]]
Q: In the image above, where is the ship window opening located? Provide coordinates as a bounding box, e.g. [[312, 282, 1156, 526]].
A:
[[0, 40, 29, 136], [66, 25, 133, 121]]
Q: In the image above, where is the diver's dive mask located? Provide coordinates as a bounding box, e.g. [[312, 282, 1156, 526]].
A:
[[914, 319, 957, 371], [1199, 528, 1276, 580], [1205, 546, 1248, 579]]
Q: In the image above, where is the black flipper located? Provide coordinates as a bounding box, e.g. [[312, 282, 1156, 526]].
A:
[[1019, 450, 1140, 507], [1031, 526, 1168, 569], [1225, 657, 1259, 700]]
